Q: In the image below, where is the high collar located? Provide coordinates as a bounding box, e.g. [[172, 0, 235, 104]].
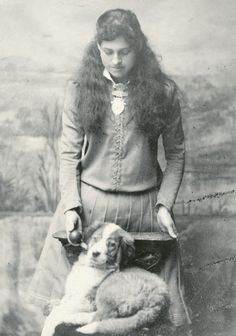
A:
[[103, 68, 116, 84], [103, 68, 129, 86]]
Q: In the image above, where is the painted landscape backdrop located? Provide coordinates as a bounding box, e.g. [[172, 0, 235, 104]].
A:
[[0, 1, 235, 335]]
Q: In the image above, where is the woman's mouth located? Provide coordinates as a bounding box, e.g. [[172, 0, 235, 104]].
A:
[[111, 67, 123, 71]]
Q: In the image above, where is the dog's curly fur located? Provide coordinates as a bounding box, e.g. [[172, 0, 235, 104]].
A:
[[41, 222, 169, 336]]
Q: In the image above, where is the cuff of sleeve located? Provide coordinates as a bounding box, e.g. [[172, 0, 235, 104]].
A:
[[155, 200, 172, 213], [63, 201, 83, 214]]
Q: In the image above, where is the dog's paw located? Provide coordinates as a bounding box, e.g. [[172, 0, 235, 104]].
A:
[[63, 312, 96, 326], [76, 322, 99, 334]]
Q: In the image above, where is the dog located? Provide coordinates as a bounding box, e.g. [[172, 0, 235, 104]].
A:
[[41, 221, 169, 336]]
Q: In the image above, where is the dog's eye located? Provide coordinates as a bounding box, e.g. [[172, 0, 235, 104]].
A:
[[88, 235, 100, 246], [91, 234, 101, 242], [107, 240, 117, 249]]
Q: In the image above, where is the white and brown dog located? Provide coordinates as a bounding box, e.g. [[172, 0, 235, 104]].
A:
[[41, 221, 169, 336]]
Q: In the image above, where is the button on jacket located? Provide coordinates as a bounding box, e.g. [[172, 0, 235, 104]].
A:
[[59, 79, 185, 214]]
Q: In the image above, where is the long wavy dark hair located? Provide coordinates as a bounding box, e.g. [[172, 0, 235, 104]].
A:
[[74, 8, 176, 137]]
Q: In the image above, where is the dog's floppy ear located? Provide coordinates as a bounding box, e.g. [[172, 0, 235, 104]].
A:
[[83, 220, 106, 241], [119, 229, 135, 269]]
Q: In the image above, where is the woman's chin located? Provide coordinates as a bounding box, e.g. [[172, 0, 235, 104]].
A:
[[109, 71, 128, 83]]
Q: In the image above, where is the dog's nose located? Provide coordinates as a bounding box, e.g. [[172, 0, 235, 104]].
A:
[[92, 251, 100, 258]]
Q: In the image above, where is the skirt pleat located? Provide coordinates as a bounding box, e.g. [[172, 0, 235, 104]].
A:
[[80, 182, 161, 233]]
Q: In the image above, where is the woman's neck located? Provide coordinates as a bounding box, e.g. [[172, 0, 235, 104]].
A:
[[103, 68, 129, 85], [111, 75, 129, 84]]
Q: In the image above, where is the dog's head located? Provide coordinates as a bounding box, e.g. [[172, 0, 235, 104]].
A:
[[83, 221, 135, 270]]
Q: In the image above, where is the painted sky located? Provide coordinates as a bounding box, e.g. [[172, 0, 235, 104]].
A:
[[1, 0, 235, 77]]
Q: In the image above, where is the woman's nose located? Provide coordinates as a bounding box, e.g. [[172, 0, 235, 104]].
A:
[[112, 53, 122, 65]]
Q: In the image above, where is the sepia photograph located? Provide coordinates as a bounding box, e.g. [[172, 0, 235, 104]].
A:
[[0, 1, 235, 335]]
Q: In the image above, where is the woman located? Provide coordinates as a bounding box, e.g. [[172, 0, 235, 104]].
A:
[[28, 8, 191, 330]]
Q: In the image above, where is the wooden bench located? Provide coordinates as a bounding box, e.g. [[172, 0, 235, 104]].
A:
[[53, 230, 173, 268]]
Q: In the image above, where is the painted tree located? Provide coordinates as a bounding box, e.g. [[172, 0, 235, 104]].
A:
[[34, 101, 62, 212], [15, 99, 62, 212]]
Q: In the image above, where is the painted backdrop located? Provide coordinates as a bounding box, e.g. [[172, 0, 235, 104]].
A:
[[0, 0, 235, 335]]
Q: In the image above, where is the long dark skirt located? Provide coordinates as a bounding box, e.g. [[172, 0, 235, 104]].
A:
[[27, 182, 191, 327]]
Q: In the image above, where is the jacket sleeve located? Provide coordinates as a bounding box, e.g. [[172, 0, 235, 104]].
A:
[[155, 84, 185, 211], [59, 80, 85, 213]]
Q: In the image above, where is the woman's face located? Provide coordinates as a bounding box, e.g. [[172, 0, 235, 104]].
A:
[[98, 36, 136, 82]]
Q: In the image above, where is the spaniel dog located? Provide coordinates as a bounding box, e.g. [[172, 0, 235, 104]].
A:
[[41, 221, 169, 336]]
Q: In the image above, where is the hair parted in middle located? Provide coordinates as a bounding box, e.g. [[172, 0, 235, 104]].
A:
[[74, 8, 177, 137]]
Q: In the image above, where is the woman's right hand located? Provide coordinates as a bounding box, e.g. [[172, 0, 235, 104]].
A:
[[65, 209, 82, 240]]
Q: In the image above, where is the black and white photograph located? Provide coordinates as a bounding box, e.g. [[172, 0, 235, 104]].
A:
[[0, 1, 235, 336]]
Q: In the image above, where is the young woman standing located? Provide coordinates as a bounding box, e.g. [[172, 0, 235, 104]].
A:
[[28, 8, 191, 331]]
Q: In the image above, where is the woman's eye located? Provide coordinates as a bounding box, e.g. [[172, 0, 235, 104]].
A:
[[120, 49, 131, 56], [103, 49, 113, 56]]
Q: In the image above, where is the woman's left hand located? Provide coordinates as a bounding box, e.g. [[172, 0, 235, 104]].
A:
[[156, 205, 178, 239]]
